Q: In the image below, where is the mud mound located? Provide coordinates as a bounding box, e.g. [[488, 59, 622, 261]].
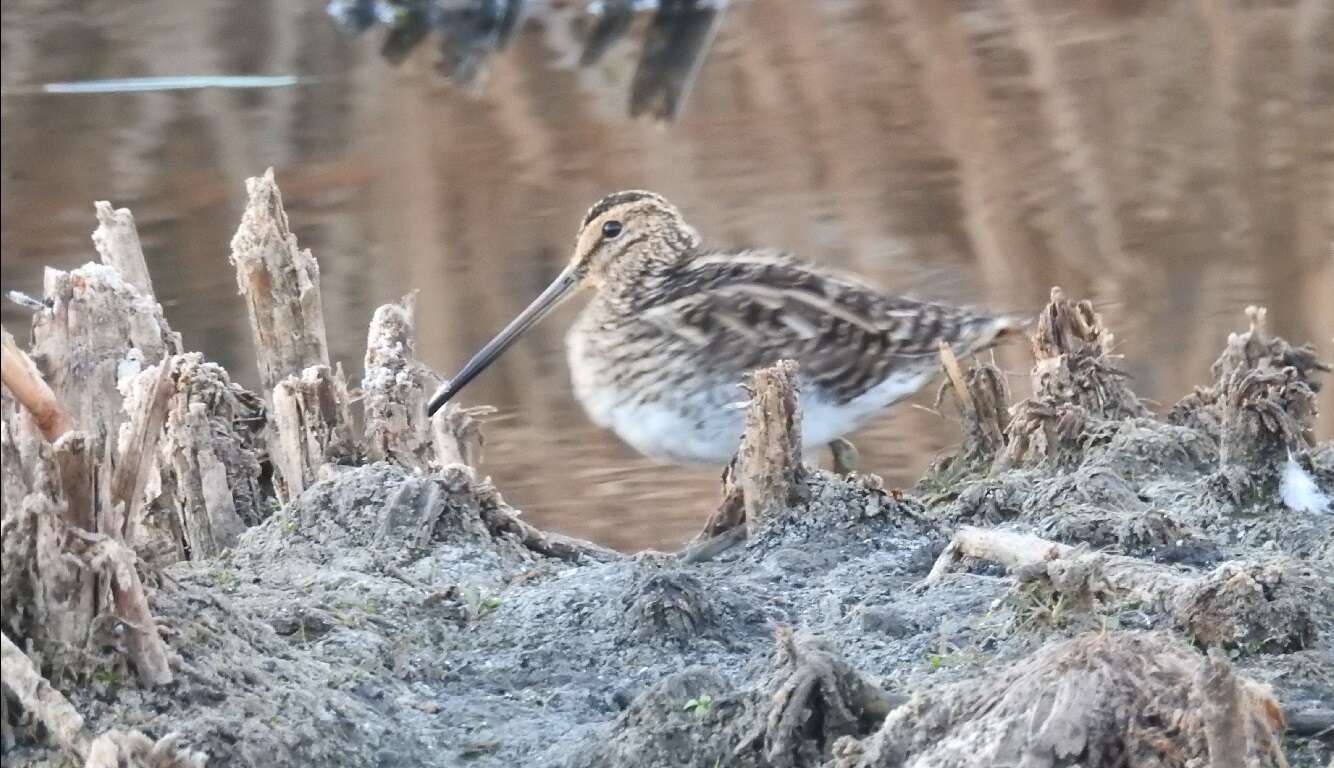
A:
[[842, 631, 1287, 768], [6, 290, 1330, 768], [21, 463, 600, 767]]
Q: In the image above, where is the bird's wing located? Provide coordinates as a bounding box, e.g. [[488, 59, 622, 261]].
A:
[[640, 251, 1006, 403]]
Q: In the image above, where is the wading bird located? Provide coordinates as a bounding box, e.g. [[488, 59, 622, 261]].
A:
[[428, 191, 1020, 472]]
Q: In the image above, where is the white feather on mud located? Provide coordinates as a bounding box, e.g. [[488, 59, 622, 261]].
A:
[[1280, 454, 1330, 514]]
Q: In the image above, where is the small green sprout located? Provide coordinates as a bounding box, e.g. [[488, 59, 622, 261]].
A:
[[683, 694, 714, 718], [458, 584, 503, 619], [928, 649, 980, 670], [212, 567, 239, 592], [93, 667, 121, 687]]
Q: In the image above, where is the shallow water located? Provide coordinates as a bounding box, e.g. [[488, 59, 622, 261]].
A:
[[2, 0, 1331, 550]]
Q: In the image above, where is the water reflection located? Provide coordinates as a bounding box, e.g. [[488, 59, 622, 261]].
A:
[[327, 0, 725, 118], [328, 0, 529, 80], [1, 0, 1330, 552], [2, 75, 312, 95]]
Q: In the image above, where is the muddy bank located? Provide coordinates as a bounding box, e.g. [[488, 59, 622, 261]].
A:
[[2, 178, 1331, 768], [14, 429, 1333, 765], [9, 321, 1334, 768]]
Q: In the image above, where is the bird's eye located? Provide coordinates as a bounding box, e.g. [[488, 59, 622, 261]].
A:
[[602, 220, 623, 239]]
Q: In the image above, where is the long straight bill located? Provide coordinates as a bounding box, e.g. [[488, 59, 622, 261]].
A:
[[426, 268, 580, 416]]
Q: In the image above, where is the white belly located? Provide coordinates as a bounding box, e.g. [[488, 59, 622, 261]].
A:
[[567, 327, 935, 464], [798, 369, 935, 447], [584, 391, 745, 464]]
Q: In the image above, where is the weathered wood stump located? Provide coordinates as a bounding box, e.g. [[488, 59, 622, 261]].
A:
[[363, 293, 436, 469], [270, 365, 356, 501], [228, 168, 354, 503], [159, 355, 266, 559], [228, 167, 330, 396], [696, 360, 807, 545], [362, 292, 496, 471], [0, 201, 191, 723], [91, 200, 155, 298]]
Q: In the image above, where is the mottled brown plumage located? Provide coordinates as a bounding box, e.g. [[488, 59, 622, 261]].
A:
[[429, 190, 1021, 466]]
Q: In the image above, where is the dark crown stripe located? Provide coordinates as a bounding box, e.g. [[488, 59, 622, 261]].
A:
[[581, 191, 658, 227]]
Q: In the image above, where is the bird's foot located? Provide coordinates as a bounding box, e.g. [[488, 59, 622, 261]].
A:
[[828, 438, 860, 477]]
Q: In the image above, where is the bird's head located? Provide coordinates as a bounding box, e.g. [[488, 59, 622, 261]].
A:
[[567, 190, 700, 288], [426, 190, 699, 416]]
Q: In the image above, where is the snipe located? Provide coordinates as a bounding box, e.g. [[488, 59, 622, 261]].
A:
[[428, 191, 1021, 470]]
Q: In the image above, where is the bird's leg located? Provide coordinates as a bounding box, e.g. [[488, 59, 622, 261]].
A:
[[828, 438, 860, 476]]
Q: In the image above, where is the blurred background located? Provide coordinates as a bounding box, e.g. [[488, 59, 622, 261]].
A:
[[2, 0, 1331, 550]]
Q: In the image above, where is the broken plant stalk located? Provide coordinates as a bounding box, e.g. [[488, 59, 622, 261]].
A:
[[1, 326, 70, 441], [689, 360, 807, 555]]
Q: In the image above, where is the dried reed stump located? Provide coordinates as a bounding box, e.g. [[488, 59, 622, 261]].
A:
[[734, 630, 896, 767], [228, 169, 354, 502], [1, 405, 95, 664], [91, 201, 154, 298], [692, 360, 808, 555], [1171, 307, 1328, 501], [997, 287, 1146, 469], [20, 249, 181, 559], [936, 341, 1009, 467], [108, 359, 176, 540], [1214, 307, 1325, 462], [228, 167, 331, 396], [629, 0, 727, 121], [363, 293, 436, 469], [362, 292, 493, 472], [431, 403, 494, 469], [2, 376, 173, 687], [1, 632, 90, 757], [3, 253, 178, 687], [28, 262, 177, 444], [87, 534, 174, 686], [159, 354, 266, 559], [270, 365, 356, 502], [2, 631, 205, 768]]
